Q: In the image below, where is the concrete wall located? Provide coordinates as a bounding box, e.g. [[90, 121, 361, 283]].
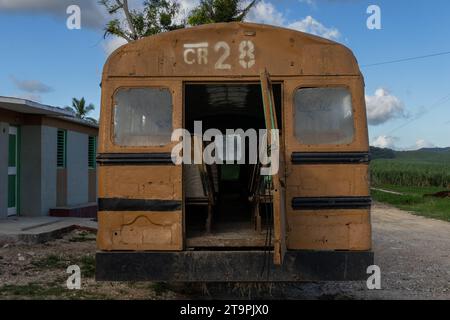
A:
[[0, 122, 9, 219], [67, 131, 88, 206], [20, 125, 43, 216], [20, 125, 58, 216], [1, 122, 93, 217], [41, 126, 57, 215]]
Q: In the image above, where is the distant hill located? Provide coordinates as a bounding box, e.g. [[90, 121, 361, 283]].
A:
[[370, 147, 396, 160], [370, 146, 450, 164], [417, 147, 450, 153]]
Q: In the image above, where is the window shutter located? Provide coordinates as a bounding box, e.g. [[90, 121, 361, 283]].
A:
[[88, 136, 96, 169], [57, 130, 66, 168]]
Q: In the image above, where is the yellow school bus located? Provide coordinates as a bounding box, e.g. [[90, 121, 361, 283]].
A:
[[96, 22, 373, 281]]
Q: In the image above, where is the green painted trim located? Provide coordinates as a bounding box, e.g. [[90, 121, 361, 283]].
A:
[[64, 130, 67, 168], [88, 135, 97, 169], [16, 126, 21, 216], [7, 126, 20, 214], [57, 129, 67, 168]]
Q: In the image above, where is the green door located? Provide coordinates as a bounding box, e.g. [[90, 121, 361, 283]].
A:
[[8, 126, 18, 216]]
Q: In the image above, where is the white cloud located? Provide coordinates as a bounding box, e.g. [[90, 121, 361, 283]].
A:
[[288, 16, 340, 40], [10, 76, 53, 93], [178, 0, 200, 16], [415, 139, 435, 150], [245, 0, 340, 41], [103, 37, 128, 56], [365, 88, 406, 126], [372, 135, 399, 149], [246, 0, 285, 26]]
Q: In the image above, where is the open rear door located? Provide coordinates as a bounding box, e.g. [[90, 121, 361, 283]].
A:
[[260, 69, 287, 265]]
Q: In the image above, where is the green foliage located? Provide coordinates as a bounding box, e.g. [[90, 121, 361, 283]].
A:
[[79, 255, 96, 278], [188, 0, 257, 25], [372, 186, 450, 222], [370, 148, 450, 221], [371, 159, 450, 188], [100, 0, 184, 41], [370, 146, 396, 160], [65, 97, 96, 123]]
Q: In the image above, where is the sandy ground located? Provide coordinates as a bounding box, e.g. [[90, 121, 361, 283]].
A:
[[0, 202, 448, 300]]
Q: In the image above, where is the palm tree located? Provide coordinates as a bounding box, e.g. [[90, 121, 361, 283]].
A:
[[65, 97, 97, 123]]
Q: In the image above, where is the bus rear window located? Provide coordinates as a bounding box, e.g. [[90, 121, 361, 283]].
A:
[[113, 88, 173, 146], [294, 87, 354, 145]]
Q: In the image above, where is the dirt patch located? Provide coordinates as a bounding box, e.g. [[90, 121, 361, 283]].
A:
[[0, 204, 449, 300]]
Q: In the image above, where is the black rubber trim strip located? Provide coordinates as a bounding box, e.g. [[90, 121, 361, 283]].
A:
[[97, 153, 174, 165], [291, 152, 370, 164], [98, 198, 182, 212], [96, 250, 374, 282], [292, 196, 372, 210]]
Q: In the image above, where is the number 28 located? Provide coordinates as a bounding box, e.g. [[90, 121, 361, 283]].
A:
[[214, 40, 255, 70]]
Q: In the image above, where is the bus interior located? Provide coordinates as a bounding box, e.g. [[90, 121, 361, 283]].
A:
[[183, 83, 282, 248]]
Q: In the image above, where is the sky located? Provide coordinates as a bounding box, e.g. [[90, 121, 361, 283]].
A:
[[0, 0, 449, 150]]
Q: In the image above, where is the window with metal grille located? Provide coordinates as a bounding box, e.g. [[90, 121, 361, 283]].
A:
[[57, 129, 67, 168], [88, 136, 97, 169]]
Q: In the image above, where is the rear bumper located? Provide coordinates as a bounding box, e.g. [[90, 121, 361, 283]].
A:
[[96, 250, 374, 282]]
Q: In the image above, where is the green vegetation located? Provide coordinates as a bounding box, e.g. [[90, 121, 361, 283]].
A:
[[100, 0, 258, 43], [370, 147, 450, 221], [371, 160, 450, 187], [31, 254, 96, 278], [0, 282, 67, 298], [372, 185, 450, 222], [150, 282, 171, 296], [188, 0, 257, 26], [79, 255, 96, 278], [69, 230, 96, 243], [31, 254, 69, 269], [64, 97, 97, 123], [0, 282, 109, 300]]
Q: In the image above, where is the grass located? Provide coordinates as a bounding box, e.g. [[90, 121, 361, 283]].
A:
[[1, 254, 100, 299], [0, 282, 67, 298], [69, 230, 96, 243], [31, 254, 96, 278], [372, 185, 450, 222], [371, 159, 450, 188], [79, 255, 96, 278], [370, 150, 450, 222], [31, 254, 69, 269], [0, 282, 109, 300], [149, 282, 171, 296]]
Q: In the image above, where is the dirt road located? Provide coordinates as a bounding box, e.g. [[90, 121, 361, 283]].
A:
[[356, 202, 450, 299], [0, 202, 449, 299]]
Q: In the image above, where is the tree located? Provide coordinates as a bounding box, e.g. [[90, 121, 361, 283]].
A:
[[188, 0, 258, 26], [65, 97, 97, 123], [99, 0, 184, 42]]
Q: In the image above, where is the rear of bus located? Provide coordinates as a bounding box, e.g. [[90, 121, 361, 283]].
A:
[[95, 22, 373, 282]]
